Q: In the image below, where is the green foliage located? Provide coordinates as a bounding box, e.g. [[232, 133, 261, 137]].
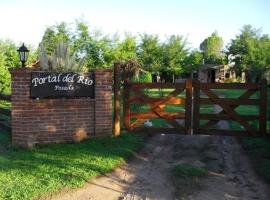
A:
[[162, 35, 189, 75], [137, 34, 163, 73], [41, 22, 71, 55], [227, 25, 270, 82], [132, 71, 152, 83], [184, 50, 203, 72], [0, 132, 147, 199], [114, 33, 138, 62], [200, 31, 224, 64]]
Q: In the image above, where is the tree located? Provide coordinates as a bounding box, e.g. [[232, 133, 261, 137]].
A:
[[0, 40, 38, 93], [41, 22, 71, 55], [137, 33, 163, 74], [184, 50, 203, 73], [227, 25, 270, 82], [161, 35, 189, 80], [0, 40, 20, 93], [200, 31, 224, 64], [114, 33, 138, 62]]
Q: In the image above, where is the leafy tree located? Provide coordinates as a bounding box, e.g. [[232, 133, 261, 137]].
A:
[[161, 35, 189, 78], [227, 25, 270, 82], [184, 50, 203, 73], [114, 33, 138, 62], [0, 40, 20, 93], [137, 34, 163, 74], [200, 31, 224, 64], [0, 40, 38, 93], [41, 22, 71, 55]]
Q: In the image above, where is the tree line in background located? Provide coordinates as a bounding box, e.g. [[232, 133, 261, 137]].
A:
[[0, 20, 270, 93]]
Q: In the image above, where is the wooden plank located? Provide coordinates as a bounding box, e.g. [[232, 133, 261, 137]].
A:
[[130, 112, 185, 119], [130, 119, 147, 129], [200, 89, 258, 131], [197, 129, 259, 137], [134, 88, 186, 131], [0, 108, 11, 116], [201, 120, 218, 129], [128, 84, 185, 131], [123, 80, 131, 130], [151, 105, 185, 131], [199, 114, 259, 121], [128, 96, 186, 105], [132, 127, 187, 134], [201, 87, 257, 135], [200, 98, 259, 105], [113, 62, 121, 136], [201, 82, 258, 89], [185, 79, 192, 134], [0, 94, 11, 101], [192, 79, 200, 134], [259, 79, 267, 135], [130, 82, 186, 89]]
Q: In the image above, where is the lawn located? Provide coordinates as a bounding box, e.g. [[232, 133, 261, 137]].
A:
[[0, 130, 147, 200]]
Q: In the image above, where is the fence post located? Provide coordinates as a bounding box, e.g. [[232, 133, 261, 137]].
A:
[[192, 79, 200, 134], [113, 62, 121, 136], [185, 79, 192, 134], [123, 80, 131, 130], [259, 79, 267, 135]]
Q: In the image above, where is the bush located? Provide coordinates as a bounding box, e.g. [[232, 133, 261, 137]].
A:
[[132, 72, 152, 83], [39, 41, 87, 72]]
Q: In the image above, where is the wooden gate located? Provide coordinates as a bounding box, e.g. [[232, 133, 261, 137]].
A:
[[123, 80, 192, 134], [192, 79, 267, 136], [122, 79, 267, 136]]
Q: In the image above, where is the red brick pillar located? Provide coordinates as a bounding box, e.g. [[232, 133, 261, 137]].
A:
[[94, 69, 113, 136], [11, 68, 33, 147]]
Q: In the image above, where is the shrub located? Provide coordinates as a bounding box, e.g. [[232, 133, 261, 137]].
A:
[[132, 71, 152, 83], [39, 41, 87, 72]]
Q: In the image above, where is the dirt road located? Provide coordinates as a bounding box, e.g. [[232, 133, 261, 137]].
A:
[[49, 133, 270, 200]]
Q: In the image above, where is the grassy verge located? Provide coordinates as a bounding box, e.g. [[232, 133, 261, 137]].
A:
[[0, 130, 147, 200]]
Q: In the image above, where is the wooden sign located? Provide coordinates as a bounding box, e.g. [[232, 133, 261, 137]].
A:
[[31, 72, 95, 98]]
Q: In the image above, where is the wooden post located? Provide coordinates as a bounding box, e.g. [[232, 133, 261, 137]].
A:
[[185, 79, 192, 134], [259, 79, 267, 136], [113, 62, 121, 136], [123, 80, 131, 130], [192, 79, 200, 134]]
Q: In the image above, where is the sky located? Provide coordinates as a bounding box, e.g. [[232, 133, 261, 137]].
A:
[[0, 0, 270, 49]]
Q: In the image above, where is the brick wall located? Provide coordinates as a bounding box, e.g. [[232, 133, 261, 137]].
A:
[[11, 68, 112, 148]]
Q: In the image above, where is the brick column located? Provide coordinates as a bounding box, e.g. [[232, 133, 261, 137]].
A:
[[11, 68, 33, 147], [94, 69, 113, 136]]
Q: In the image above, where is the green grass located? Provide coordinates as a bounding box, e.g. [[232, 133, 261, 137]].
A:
[[0, 130, 147, 200], [173, 164, 208, 179], [0, 101, 11, 109]]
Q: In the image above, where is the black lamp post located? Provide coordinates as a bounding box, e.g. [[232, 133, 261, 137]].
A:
[[17, 43, 30, 67]]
